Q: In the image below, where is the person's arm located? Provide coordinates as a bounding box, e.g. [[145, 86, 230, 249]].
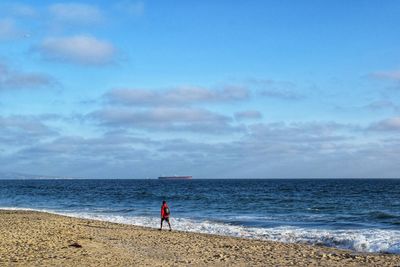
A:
[[161, 205, 165, 217]]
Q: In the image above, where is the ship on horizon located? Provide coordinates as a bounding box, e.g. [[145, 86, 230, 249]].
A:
[[158, 175, 192, 180]]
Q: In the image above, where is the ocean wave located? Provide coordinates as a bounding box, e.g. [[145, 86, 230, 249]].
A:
[[2, 207, 400, 254], [368, 211, 399, 220]]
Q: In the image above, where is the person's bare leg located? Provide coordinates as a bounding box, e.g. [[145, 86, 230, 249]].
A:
[[167, 220, 171, 231], [159, 218, 163, 230]]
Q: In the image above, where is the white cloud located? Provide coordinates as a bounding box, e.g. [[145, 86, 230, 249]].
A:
[[0, 63, 55, 90], [49, 3, 103, 25], [92, 106, 229, 124], [105, 86, 250, 106], [89, 107, 239, 133], [95, 85, 250, 134], [37, 35, 116, 65]]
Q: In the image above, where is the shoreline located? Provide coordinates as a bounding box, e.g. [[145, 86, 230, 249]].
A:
[[2, 207, 398, 255], [1, 210, 399, 266]]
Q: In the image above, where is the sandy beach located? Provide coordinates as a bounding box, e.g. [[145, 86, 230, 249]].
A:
[[0, 210, 399, 266]]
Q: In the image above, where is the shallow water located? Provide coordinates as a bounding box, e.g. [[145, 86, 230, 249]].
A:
[[0, 178, 399, 253]]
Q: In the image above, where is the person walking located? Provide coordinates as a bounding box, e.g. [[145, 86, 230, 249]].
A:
[[159, 200, 171, 231]]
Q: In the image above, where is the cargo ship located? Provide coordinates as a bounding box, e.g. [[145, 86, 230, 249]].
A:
[[158, 175, 192, 180]]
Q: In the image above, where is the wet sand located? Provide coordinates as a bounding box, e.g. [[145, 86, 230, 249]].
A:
[[0, 210, 399, 266]]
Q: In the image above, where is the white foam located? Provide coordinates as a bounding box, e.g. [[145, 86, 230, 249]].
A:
[[2, 207, 399, 254], [252, 226, 400, 254], [0, 207, 51, 212]]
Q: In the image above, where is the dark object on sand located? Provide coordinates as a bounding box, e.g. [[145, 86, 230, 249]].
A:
[[69, 242, 82, 248]]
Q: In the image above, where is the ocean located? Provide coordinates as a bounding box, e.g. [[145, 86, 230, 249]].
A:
[[0, 179, 399, 254]]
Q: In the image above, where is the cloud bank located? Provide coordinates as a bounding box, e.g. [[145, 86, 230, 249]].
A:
[[4, 116, 399, 178]]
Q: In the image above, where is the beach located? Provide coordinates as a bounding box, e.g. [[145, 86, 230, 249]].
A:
[[0, 210, 399, 266]]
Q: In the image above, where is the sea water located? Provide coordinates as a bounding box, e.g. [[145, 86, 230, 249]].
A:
[[0, 179, 399, 254]]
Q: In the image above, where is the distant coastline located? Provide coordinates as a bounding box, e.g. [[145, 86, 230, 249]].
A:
[[0, 172, 71, 180]]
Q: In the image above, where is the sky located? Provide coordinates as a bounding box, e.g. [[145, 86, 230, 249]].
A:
[[0, 1, 400, 178]]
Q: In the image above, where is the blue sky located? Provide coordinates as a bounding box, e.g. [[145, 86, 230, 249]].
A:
[[0, 1, 400, 178]]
